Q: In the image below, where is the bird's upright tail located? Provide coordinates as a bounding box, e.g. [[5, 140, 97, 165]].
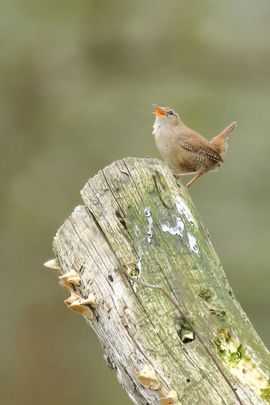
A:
[[210, 121, 237, 156]]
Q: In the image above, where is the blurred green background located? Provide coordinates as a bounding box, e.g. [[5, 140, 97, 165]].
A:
[[1, 1, 270, 404]]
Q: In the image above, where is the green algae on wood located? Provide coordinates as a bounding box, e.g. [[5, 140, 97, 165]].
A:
[[215, 328, 270, 402]]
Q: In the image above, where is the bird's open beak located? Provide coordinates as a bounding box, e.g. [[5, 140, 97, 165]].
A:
[[153, 105, 166, 117]]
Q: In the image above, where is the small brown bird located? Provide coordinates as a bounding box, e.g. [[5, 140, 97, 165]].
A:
[[152, 105, 237, 187]]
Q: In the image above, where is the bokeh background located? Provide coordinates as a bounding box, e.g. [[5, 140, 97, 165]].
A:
[[1, 1, 270, 404]]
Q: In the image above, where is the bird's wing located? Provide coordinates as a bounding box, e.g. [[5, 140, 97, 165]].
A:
[[179, 137, 223, 163]]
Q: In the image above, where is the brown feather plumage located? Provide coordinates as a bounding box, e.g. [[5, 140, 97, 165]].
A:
[[153, 106, 237, 186]]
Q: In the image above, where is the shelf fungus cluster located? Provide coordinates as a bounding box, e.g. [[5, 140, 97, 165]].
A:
[[44, 258, 98, 319]]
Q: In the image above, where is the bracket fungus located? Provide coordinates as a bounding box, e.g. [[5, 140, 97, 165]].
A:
[[137, 365, 160, 390], [66, 294, 98, 319], [160, 390, 181, 405], [58, 270, 81, 291], [44, 258, 60, 271], [64, 290, 81, 306]]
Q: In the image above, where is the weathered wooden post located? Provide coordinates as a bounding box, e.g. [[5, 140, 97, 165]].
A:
[[46, 157, 270, 405]]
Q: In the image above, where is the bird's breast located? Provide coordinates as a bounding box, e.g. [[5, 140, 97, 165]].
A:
[[154, 129, 185, 171], [154, 128, 216, 174]]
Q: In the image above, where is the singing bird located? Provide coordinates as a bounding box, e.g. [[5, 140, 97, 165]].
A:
[[152, 105, 237, 187]]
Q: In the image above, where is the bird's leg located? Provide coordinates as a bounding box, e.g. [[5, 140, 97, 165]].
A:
[[174, 171, 198, 177], [185, 171, 203, 187], [174, 172, 200, 188]]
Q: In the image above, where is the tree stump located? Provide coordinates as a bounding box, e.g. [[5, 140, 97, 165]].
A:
[[48, 157, 270, 405]]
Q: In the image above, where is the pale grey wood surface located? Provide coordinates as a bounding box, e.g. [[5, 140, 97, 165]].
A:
[[52, 157, 270, 405]]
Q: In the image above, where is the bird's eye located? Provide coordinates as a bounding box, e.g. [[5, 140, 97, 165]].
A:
[[167, 110, 174, 116]]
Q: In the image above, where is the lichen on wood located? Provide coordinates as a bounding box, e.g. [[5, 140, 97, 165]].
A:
[[51, 157, 270, 405]]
